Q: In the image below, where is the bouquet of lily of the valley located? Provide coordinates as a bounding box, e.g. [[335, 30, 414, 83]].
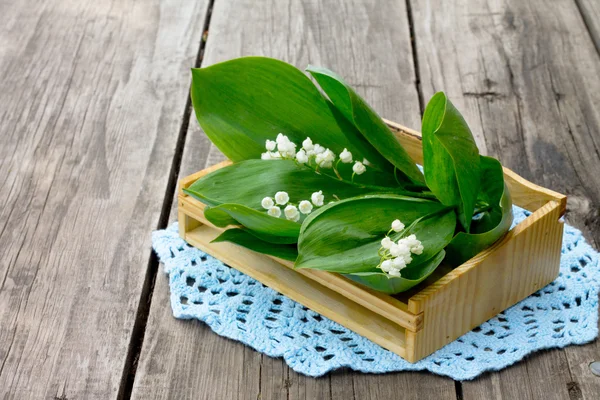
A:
[[184, 57, 513, 294]]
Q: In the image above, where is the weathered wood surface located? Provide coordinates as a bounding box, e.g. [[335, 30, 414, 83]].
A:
[[132, 0, 457, 399], [577, 0, 600, 55], [411, 0, 600, 398], [0, 0, 208, 398]]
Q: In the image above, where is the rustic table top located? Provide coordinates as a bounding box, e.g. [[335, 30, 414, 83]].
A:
[[2, 0, 600, 399]]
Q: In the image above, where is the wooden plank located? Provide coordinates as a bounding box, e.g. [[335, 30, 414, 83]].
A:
[[129, 273, 261, 400], [0, 0, 208, 398], [134, 0, 457, 398], [410, 0, 600, 398], [576, 0, 600, 55]]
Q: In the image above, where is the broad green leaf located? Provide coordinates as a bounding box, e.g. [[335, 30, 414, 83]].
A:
[[212, 229, 298, 261], [306, 65, 424, 185], [190, 57, 392, 173], [204, 204, 300, 244], [183, 160, 431, 211], [296, 195, 455, 273], [344, 250, 446, 294], [445, 156, 513, 265], [422, 92, 481, 231]]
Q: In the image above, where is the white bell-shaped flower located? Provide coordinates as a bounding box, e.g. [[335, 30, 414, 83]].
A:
[[352, 161, 366, 175], [265, 139, 276, 151], [381, 237, 393, 249], [296, 149, 308, 164], [380, 259, 393, 272], [284, 205, 299, 221], [311, 190, 324, 206], [362, 158, 372, 166], [339, 148, 353, 163], [392, 257, 407, 269], [267, 206, 281, 218], [261, 197, 274, 209], [313, 144, 325, 154], [390, 242, 410, 258], [274, 191, 289, 205], [298, 200, 313, 214], [391, 219, 405, 232], [302, 137, 314, 151]]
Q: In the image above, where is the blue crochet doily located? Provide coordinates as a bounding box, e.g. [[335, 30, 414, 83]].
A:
[[152, 206, 599, 380]]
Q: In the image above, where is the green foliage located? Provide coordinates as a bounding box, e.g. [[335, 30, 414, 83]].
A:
[[295, 195, 455, 273], [422, 92, 481, 231], [306, 66, 424, 185], [445, 156, 513, 265], [213, 229, 298, 261], [345, 251, 446, 294], [187, 56, 514, 294]]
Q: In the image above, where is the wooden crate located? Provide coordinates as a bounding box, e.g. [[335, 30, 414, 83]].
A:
[[177, 120, 566, 363]]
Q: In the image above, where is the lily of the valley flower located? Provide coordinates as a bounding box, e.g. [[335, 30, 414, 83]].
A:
[[391, 219, 405, 232], [261, 197, 275, 209], [339, 148, 353, 163], [352, 161, 366, 175], [311, 190, 324, 206], [378, 220, 424, 278], [267, 206, 282, 217], [313, 144, 325, 155], [274, 191, 290, 205], [381, 237, 393, 249], [315, 149, 336, 168], [298, 200, 313, 214], [284, 205, 300, 221], [276, 133, 297, 157], [296, 149, 309, 164], [302, 137, 314, 151], [265, 139, 276, 152]]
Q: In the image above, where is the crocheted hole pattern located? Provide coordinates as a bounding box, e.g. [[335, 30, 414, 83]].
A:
[[152, 206, 599, 380]]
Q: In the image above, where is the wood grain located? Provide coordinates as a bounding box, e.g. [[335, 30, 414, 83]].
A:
[[409, 201, 563, 360], [410, 0, 600, 397], [0, 0, 208, 398], [133, 0, 457, 398], [576, 0, 600, 55]]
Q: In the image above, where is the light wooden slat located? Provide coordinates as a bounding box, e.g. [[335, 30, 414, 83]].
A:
[[133, 0, 458, 398], [181, 170, 421, 330], [410, 0, 600, 397], [0, 0, 208, 398], [184, 224, 408, 355], [408, 201, 564, 360], [576, 0, 600, 55]]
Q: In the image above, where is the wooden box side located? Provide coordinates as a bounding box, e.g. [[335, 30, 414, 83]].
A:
[[180, 216, 409, 358], [406, 200, 564, 360], [178, 192, 423, 332]]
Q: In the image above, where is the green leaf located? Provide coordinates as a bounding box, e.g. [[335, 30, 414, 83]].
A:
[[445, 156, 513, 265], [422, 92, 481, 231], [296, 195, 455, 273], [344, 250, 446, 294], [190, 57, 392, 173], [204, 204, 300, 244], [212, 229, 298, 261], [306, 65, 424, 185], [183, 160, 420, 212]]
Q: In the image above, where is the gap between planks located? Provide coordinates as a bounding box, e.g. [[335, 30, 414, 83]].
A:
[[116, 1, 216, 399]]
